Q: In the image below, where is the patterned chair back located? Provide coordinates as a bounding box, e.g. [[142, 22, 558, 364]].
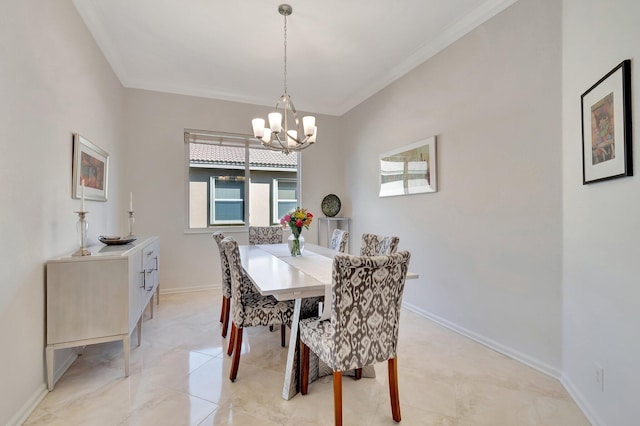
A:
[[360, 233, 399, 256], [248, 226, 283, 245], [212, 231, 232, 299], [220, 237, 248, 325], [329, 229, 349, 253], [327, 251, 411, 371]]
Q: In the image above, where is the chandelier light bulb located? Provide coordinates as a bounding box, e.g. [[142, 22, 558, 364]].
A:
[[287, 130, 297, 147], [308, 127, 317, 143], [252, 118, 265, 138], [268, 112, 283, 132], [302, 116, 315, 136]]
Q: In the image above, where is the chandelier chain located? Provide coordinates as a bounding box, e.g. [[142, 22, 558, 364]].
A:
[[283, 13, 288, 94]]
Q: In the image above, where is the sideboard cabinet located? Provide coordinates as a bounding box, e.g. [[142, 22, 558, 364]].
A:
[[45, 236, 159, 390]]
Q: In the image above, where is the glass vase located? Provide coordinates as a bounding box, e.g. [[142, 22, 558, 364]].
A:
[[288, 233, 304, 256]]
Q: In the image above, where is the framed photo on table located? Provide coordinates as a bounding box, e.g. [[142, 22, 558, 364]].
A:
[[72, 133, 109, 201], [581, 59, 633, 184]]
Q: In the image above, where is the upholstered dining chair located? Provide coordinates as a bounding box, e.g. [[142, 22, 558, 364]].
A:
[[220, 236, 296, 382], [360, 233, 399, 256], [356, 234, 401, 378], [328, 229, 349, 253], [247, 225, 288, 341], [212, 232, 232, 338], [213, 231, 263, 338], [248, 225, 283, 245], [299, 251, 411, 425]]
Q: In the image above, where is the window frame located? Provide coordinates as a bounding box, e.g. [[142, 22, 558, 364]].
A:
[[272, 178, 299, 224], [184, 130, 301, 233], [210, 176, 246, 225]]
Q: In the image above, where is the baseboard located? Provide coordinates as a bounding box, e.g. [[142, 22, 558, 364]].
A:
[[8, 351, 78, 425], [402, 302, 562, 379], [560, 373, 602, 426], [159, 284, 218, 295], [6, 384, 48, 426]]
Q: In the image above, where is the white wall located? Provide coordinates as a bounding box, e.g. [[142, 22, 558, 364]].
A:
[[5, 0, 639, 424], [122, 89, 345, 291], [0, 1, 126, 424], [562, 1, 640, 424], [342, 0, 563, 375]]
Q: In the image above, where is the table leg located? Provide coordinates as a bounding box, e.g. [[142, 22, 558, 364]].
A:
[[282, 298, 302, 400]]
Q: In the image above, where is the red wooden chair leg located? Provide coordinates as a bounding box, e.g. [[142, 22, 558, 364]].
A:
[[221, 297, 230, 338], [333, 371, 343, 426], [229, 327, 243, 381], [227, 322, 236, 356], [388, 357, 401, 422], [300, 341, 310, 395], [281, 324, 286, 347], [354, 368, 362, 380], [219, 295, 224, 323]]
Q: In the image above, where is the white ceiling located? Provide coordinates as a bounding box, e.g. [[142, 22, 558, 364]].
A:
[[73, 0, 518, 116]]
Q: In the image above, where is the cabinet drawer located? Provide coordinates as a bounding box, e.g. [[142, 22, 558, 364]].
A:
[[142, 240, 160, 268], [141, 240, 160, 293]]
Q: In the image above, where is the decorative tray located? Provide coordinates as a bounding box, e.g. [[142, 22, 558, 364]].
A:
[[98, 235, 137, 245], [321, 194, 341, 217]]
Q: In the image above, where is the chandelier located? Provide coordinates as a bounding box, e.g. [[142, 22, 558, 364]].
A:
[[251, 4, 317, 155]]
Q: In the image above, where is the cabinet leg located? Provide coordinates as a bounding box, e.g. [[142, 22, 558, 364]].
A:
[[156, 284, 160, 305], [46, 346, 54, 391], [137, 316, 143, 347], [123, 335, 130, 377], [150, 295, 154, 318]]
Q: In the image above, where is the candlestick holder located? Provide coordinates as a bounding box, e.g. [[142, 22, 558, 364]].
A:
[[127, 210, 135, 237], [72, 211, 91, 257]]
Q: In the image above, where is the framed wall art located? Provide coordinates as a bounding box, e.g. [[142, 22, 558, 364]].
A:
[[379, 136, 437, 197], [581, 59, 633, 184], [72, 133, 109, 201]]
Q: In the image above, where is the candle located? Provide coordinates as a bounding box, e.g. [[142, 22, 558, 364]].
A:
[[80, 179, 85, 212], [129, 192, 133, 211]]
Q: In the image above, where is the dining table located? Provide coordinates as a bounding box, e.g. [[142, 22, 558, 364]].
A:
[[238, 242, 418, 400]]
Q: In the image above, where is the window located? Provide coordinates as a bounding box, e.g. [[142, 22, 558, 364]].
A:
[[273, 179, 298, 223], [186, 130, 300, 230], [210, 176, 245, 225]]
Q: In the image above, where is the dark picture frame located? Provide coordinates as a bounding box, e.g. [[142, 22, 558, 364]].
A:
[[581, 59, 633, 184], [72, 133, 109, 201]]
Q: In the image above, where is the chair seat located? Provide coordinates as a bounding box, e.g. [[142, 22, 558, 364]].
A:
[[300, 318, 336, 369], [240, 292, 295, 327]]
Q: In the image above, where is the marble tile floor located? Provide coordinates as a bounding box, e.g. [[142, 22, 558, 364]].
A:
[[25, 290, 589, 425]]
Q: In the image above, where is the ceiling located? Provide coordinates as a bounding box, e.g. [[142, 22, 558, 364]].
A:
[[72, 0, 518, 116]]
